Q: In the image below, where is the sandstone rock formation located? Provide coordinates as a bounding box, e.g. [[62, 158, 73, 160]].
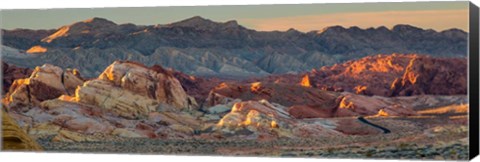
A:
[[2, 61, 207, 142], [214, 101, 293, 139], [75, 61, 198, 119], [262, 54, 467, 97], [205, 82, 418, 119], [390, 56, 467, 96], [2, 109, 43, 151], [2, 61, 32, 94], [205, 82, 340, 108], [3, 64, 84, 111], [1, 58, 468, 143], [335, 92, 417, 117]]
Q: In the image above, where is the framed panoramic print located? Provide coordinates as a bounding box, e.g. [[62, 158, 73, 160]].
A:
[[1, 1, 479, 161]]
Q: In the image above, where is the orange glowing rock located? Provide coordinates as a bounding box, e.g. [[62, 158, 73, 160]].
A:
[[403, 58, 420, 84], [300, 75, 311, 87], [354, 85, 367, 94], [338, 97, 354, 109], [250, 82, 262, 92], [271, 120, 279, 128], [26, 45, 48, 54], [376, 109, 390, 116], [42, 26, 70, 43]]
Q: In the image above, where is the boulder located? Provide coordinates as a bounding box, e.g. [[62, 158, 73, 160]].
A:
[[4, 64, 83, 110], [206, 104, 231, 114], [215, 100, 295, 138]]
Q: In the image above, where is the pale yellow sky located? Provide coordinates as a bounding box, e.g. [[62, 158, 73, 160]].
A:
[[1, 1, 469, 32], [240, 9, 469, 32]]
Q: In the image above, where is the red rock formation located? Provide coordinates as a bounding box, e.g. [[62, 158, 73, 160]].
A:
[[206, 82, 340, 109], [262, 54, 467, 97], [288, 105, 335, 118], [334, 92, 417, 117], [206, 82, 416, 119], [389, 56, 467, 96], [171, 70, 223, 102], [2, 62, 33, 94], [300, 74, 311, 87]]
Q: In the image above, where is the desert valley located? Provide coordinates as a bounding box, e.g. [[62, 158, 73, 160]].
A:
[[1, 17, 470, 160]]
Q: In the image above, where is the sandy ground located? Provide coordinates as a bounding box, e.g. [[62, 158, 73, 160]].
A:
[[32, 114, 469, 160]]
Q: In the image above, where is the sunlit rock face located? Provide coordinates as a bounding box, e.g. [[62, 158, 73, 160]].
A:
[[3, 64, 84, 111], [389, 56, 467, 96], [75, 61, 198, 119], [262, 54, 467, 97], [299, 74, 311, 87], [26, 45, 48, 54]]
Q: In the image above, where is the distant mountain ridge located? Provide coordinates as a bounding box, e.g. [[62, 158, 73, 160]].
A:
[[1, 16, 468, 78]]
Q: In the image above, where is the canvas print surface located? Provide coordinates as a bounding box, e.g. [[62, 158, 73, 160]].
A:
[[0, 1, 473, 160]]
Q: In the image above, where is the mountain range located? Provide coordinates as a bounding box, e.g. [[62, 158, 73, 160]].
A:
[[1, 16, 468, 78]]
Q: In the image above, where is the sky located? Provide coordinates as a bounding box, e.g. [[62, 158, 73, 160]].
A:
[[0, 1, 469, 32]]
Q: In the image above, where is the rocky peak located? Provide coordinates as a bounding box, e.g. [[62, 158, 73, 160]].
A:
[[223, 20, 240, 28], [169, 16, 246, 31], [317, 25, 347, 34], [392, 24, 423, 33], [170, 16, 217, 28], [41, 17, 118, 43], [82, 17, 117, 25], [441, 28, 468, 39]]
